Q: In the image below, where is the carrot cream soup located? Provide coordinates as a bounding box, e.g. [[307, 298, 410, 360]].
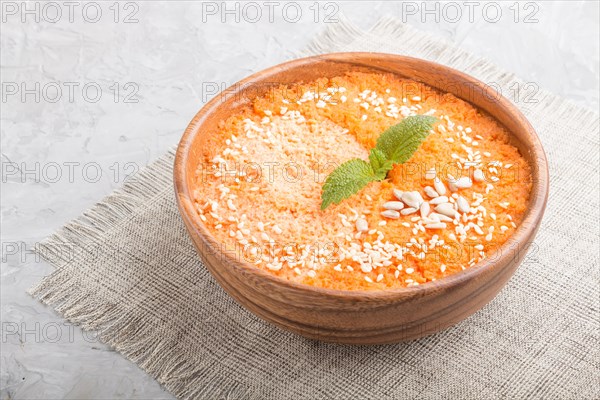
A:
[[191, 72, 532, 290]]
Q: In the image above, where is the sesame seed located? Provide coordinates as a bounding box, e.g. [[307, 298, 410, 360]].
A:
[[365, 276, 373, 283], [266, 263, 282, 271], [356, 218, 369, 232], [307, 270, 316, 278], [227, 199, 236, 211], [360, 263, 373, 273], [499, 202, 510, 209], [376, 274, 384, 282]]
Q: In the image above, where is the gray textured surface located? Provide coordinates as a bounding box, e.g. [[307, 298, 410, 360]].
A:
[[1, 2, 599, 399]]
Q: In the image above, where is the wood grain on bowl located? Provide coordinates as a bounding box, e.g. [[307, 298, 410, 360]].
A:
[[174, 53, 549, 344]]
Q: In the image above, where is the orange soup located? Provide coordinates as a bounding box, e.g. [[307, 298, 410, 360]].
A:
[[191, 72, 532, 290]]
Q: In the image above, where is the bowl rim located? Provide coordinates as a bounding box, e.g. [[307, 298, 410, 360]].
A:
[[174, 52, 549, 301]]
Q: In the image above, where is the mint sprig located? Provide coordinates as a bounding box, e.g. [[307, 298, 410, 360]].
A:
[[376, 115, 438, 163], [320, 115, 437, 210]]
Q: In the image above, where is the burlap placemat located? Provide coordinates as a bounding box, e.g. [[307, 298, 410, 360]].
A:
[[31, 17, 599, 399]]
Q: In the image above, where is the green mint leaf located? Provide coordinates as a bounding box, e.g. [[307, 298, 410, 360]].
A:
[[320, 159, 376, 210], [375, 115, 437, 164], [320, 115, 437, 210], [369, 148, 394, 180]]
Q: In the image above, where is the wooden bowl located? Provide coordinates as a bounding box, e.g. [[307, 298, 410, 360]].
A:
[[174, 53, 549, 344]]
